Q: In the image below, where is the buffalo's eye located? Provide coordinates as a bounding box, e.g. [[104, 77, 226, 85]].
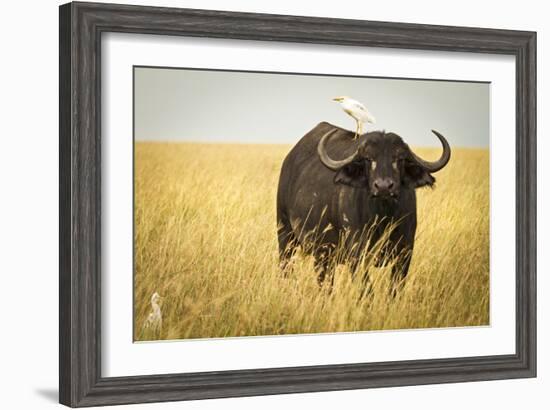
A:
[[362, 152, 374, 162]]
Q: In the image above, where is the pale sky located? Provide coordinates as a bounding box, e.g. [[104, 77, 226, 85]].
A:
[[134, 66, 490, 148]]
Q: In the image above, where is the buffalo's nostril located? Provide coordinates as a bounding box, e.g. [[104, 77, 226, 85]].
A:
[[373, 178, 396, 196]]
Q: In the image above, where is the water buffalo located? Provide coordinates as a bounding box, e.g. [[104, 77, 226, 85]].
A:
[[276, 121, 451, 287]]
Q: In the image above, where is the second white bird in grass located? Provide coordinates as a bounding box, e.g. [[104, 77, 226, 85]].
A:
[[332, 96, 376, 139], [143, 292, 163, 336]]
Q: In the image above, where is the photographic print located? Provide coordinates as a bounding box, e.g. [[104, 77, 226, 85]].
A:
[[134, 67, 490, 342]]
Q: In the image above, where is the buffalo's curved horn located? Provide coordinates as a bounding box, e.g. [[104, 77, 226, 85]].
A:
[[317, 129, 359, 171], [408, 130, 451, 172]]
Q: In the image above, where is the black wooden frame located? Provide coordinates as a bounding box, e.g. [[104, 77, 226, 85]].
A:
[[59, 1, 536, 407]]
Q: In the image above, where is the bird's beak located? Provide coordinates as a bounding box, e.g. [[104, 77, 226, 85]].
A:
[[332, 97, 340, 102]]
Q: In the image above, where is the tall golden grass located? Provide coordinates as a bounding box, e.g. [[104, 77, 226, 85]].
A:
[[134, 141, 489, 341]]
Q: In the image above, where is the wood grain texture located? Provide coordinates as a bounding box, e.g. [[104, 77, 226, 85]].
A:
[[59, 1, 537, 407]]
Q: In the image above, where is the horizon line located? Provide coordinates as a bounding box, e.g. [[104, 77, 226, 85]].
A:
[[134, 140, 489, 149]]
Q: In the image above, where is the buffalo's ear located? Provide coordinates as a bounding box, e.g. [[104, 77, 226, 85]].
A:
[[334, 162, 368, 188], [403, 162, 436, 188]]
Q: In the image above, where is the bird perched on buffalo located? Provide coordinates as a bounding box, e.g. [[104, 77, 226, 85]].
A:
[[332, 96, 376, 139]]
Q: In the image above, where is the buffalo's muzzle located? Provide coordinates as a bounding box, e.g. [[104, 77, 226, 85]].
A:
[[372, 178, 398, 198]]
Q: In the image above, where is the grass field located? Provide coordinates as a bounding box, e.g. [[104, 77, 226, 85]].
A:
[[134, 141, 489, 341]]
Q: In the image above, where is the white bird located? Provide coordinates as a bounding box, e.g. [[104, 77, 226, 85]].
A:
[[143, 292, 162, 337], [332, 96, 376, 139]]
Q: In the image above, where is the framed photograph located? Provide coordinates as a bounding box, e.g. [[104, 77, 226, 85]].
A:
[[59, 1, 536, 407]]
